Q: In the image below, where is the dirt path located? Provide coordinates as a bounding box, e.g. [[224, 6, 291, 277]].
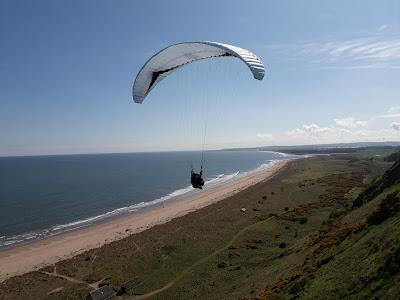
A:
[[128, 216, 275, 299], [41, 266, 86, 285], [128, 190, 321, 299], [41, 265, 109, 290]]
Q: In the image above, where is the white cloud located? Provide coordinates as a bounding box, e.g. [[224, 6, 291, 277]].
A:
[[379, 106, 400, 118], [251, 111, 400, 147], [256, 133, 276, 143], [265, 37, 400, 69], [388, 107, 400, 114], [316, 38, 400, 62], [256, 133, 277, 146], [287, 124, 333, 140], [378, 24, 388, 32], [334, 117, 368, 129], [286, 123, 356, 143], [284, 117, 400, 144]]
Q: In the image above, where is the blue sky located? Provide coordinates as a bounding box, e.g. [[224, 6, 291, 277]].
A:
[[1, 0, 400, 156]]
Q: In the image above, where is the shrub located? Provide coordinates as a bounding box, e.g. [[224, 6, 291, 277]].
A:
[[329, 209, 348, 220], [288, 277, 309, 294], [299, 217, 308, 224], [375, 246, 400, 278], [353, 160, 400, 208], [160, 244, 177, 255], [384, 150, 400, 162], [367, 191, 400, 226]]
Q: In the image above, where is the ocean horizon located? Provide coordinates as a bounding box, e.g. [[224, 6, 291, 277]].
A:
[[0, 150, 295, 250]]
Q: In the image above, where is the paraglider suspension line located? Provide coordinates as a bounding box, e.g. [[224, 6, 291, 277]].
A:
[[200, 97, 209, 172]]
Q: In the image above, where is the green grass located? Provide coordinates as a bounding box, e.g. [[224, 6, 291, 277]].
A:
[[300, 213, 400, 300], [0, 152, 398, 300], [350, 149, 398, 160]]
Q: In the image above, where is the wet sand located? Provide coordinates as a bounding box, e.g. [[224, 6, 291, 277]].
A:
[[0, 159, 290, 283]]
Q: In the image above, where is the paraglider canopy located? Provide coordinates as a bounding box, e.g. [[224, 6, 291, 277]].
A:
[[132, 41, 265, 103]]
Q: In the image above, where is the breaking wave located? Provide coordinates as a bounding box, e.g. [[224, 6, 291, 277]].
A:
[[0, 158, 287, 250]]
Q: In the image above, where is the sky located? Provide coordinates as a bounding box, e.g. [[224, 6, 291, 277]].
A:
[[1, 0, 400, 156]]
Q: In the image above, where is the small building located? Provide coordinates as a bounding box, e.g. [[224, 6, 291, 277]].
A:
[[84, 285, 115, 300], [117, 277, 144, 296]]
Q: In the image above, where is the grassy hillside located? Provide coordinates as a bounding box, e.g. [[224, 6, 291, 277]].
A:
[[258, 151, 400, 300], [0, 150, 399, 300], [385, 150, 400, 162]]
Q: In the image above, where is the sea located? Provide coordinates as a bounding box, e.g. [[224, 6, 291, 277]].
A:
[[0, 150, 295, 250]]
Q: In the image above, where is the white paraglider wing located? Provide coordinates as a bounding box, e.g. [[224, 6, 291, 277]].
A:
[[132, 42, 265, 103]]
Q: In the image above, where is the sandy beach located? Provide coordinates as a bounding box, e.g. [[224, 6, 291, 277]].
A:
[[0, 159, 290, 283]]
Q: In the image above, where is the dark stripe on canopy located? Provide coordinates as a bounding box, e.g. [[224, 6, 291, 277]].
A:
[[148, 52, 233, 93]]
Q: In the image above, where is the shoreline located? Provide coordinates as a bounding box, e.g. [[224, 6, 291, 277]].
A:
[[0, 156, 290, 251], [0, 159, 291, 283]]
